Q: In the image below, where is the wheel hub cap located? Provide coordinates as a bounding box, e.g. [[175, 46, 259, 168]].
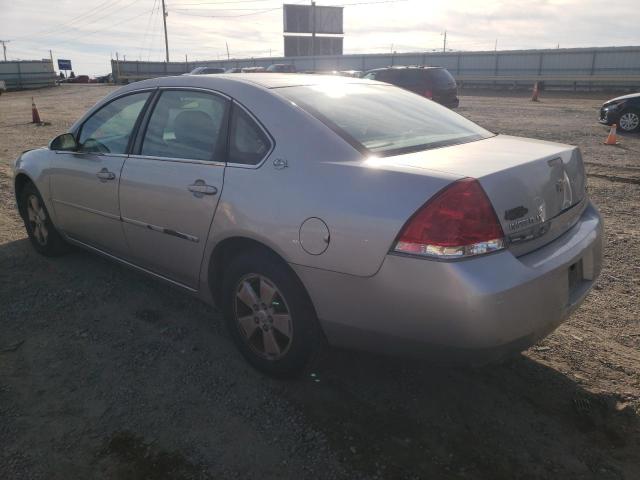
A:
[[26, 194, 48, 246], [620, 112, 639, 131], [234, 274, 293, 360]]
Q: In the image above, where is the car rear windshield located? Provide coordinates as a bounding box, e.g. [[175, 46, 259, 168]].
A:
[[277, 83, 492, 156], [425, 68, 456, 87]]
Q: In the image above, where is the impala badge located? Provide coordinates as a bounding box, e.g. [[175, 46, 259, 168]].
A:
[[507, 199, 545, 232], [505, 205, 528, 221]]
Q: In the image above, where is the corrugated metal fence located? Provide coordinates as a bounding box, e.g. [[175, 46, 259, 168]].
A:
[[0, 60, 57, 90], [112, 46, 640, 89]]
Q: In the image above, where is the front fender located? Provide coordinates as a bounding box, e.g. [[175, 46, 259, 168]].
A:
[[13, 147, 57, 223]]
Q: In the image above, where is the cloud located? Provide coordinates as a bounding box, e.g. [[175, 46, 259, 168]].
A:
[[1, 0, 638, 75]]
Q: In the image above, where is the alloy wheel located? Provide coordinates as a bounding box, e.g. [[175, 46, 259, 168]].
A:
[[234, 274, 293, 360], [26, 194, 48, 246], [619, 112, 639, 132]]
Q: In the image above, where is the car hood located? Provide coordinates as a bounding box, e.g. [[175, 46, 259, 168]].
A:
[[604, 92, 640, 103]]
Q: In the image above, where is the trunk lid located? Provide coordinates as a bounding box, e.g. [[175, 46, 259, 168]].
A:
[[381, 135, 587, 256]]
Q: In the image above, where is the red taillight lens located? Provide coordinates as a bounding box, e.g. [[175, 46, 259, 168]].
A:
[[393, 178, 505, 259], [424, 89, 433, 99]]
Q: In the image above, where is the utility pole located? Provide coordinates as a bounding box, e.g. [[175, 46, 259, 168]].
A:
[[311, 1, 316, 69], [494, 38, 498, 51], [226, 42, 230, 60], [115, 51, 121, 81], [49, 49, 54, 65], [161, 0, 170, 62], [442, 30, 447, 53], [0, 40, 10, 61]]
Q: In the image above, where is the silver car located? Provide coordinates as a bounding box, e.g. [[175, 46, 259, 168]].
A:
[[13, 74, 603, 376]]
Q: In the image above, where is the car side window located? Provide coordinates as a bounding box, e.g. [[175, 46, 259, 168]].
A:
[[228, 105, 271, 165], [141, 90, 228, 161], [363, 72, 376, 80], [78, 92, 151, 154]]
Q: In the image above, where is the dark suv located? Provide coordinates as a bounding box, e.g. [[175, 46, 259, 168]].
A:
[[363, 66, 459, 108]]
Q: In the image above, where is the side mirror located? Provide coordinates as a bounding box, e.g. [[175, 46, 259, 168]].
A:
[[49, 133, 78, 152]]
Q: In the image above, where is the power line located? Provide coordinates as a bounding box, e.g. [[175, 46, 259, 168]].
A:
[[139, 0, 159, 59], [173, 0, 409, 13], [148, 4, 164, 60], [173, 7, 281, 17], [42, 7, 156, 48], [173, 0, 278, 4], [11, 0, 122, 41], [16, 0, 146, 48]]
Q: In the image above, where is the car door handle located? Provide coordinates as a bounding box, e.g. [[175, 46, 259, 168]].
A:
[[188, 181, 218, 195], [96, 168, 116, 181]]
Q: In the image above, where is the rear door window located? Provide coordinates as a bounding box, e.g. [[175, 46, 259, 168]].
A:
[[425, 69, 456, 87], [228, 105, 272, 165], [140, 90, 229, 161]]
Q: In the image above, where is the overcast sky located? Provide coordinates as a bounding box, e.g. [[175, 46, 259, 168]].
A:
[[1, 0, 638, 75]]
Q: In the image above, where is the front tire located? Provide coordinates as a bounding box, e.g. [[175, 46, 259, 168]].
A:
[[221, 249, 321, 378], [18, 182, 68, 256], [618, 109, 640, 133]]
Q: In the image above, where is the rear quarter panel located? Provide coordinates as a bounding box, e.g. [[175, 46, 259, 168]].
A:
[[204, 87, 460, 278]]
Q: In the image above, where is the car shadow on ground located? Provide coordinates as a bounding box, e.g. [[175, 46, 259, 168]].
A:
[[290, 348, 639, 479], [1, 238, 638, 479]]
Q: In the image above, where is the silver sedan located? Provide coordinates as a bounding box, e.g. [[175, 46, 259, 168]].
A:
[[13, 74, 603, 376]]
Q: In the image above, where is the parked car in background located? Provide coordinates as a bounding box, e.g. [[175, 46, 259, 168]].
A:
[[67, 75, 90, 84], [364, 66, 459, 108], [14, 74, 601, 377], [599, 92, 640, 132], [336, 70, 362, 78], [241, 67, 266, 73], [185, 66, 226, 75], [226, 68, 243, 73], [94, 73, 113, 83], [266, 64, 296, 73]]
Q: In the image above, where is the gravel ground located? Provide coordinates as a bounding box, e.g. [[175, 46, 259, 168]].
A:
[[0, 84, 639, 479]]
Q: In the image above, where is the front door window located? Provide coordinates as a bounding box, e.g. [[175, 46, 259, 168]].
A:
[[78, 92, 151, 154]]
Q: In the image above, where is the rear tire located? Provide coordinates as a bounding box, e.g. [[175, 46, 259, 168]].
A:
[[618, 109, 640, 133], [221, 249, 321, 378], [18, 182, 68, 256]]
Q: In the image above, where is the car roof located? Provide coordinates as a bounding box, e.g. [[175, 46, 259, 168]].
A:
[[119, 73, 380, 91]]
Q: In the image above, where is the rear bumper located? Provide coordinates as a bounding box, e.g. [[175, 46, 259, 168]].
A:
[[436, 97, 460, 109], [293, 202, 603, 363]]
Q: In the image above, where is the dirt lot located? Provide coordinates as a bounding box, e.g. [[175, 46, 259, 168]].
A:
[[1, 84, 639, 479]]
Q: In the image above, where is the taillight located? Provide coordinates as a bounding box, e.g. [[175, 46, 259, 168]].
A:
[[393, 178, 505, 259], [424, 89, 433, 99]]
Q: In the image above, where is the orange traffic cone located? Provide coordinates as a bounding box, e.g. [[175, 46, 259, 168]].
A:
[[603, 124, 618, 145], [531, 82, 540, 102], [31, 97, 41, 124]]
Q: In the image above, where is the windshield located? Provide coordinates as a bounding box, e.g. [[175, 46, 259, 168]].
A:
[[277, 83, 491, 156]]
